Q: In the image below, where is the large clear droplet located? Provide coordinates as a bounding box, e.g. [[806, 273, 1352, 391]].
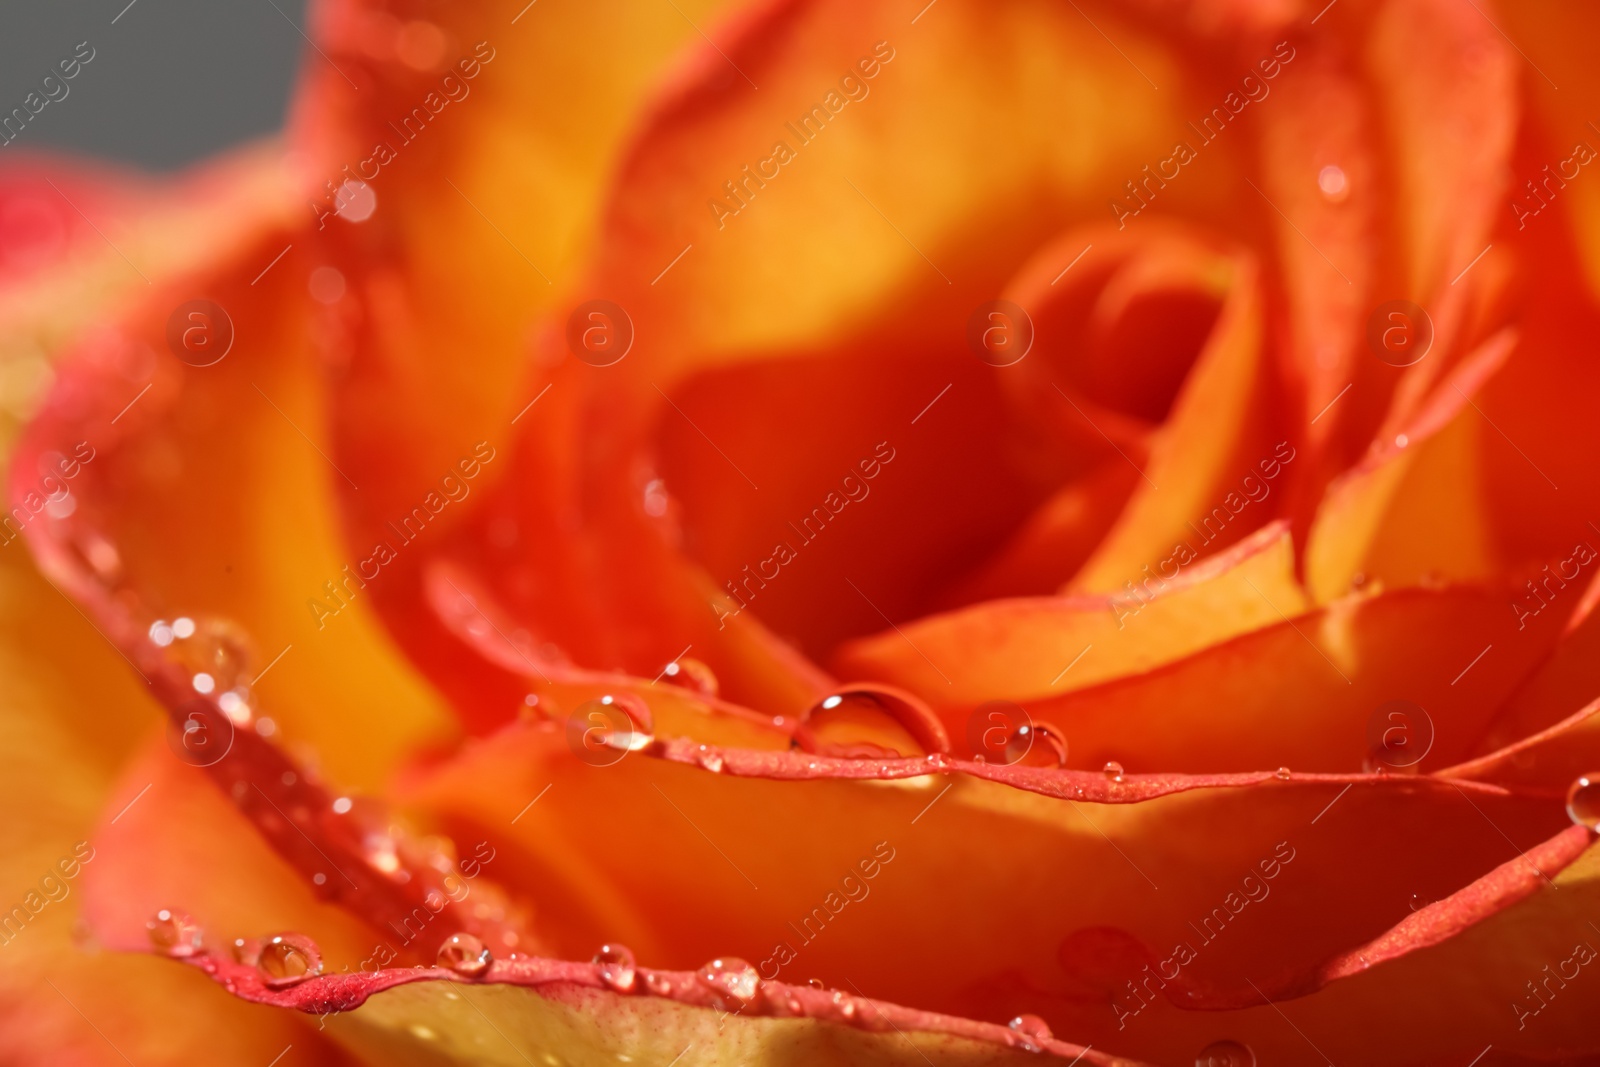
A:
[[793, 684, 949, 759], [257, 933, 323, 988], [1008, 1013, 1052, 1050], [1567, 774, 1600, 830], [437, 932, 491, 977], [593, 943, 637, 994], [1103, 760, 1125, 783], [696, 957, 761, 1009], [146, 909, 202, 957], [1196, 1039, 1255, 1067], [1006, 723, 1068, 768]]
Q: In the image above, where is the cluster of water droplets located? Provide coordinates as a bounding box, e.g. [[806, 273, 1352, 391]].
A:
[[147, 913, 324, 990]]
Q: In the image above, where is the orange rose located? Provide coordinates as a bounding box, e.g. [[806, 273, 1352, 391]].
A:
[[6, 0, 1600, 1063]]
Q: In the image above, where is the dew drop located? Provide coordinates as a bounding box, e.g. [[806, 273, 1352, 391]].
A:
[[193, 672, 215, 694], [794, 684, 949, 759], [146, 909, 202, 957], [1275, 766, 1291, 780], [331, 796, 353, 815], [148, 621, 175, 647], [1567, 774, 1600, 829], [1008, 1013, 1052, 1049], [642, 478, 670, 518], [257, 933, 323, 988], [1196, 1039, 1255, 1067], [662, 656, 719, 698], [695, 745, 725, 773], [1103, 761, 1125, 783], [593, 943, 637, 993], [1006, 723, 1068, 768], [172, 616, 196, 639], [437, 932, 491, 977], [643, 972, 674, 996], [1317, 164, 1348, 202], [807, 978, 826, 990], [696, 957, 761, 1008], [232, 937, 261, 964]]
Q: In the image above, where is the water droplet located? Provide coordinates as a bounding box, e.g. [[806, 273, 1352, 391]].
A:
[[312, 872, 326, 886], [662, 656, 719, 698], [695, 745, 725, 773], [335, 180, 377, 223], [1567, 774, 1600, 829], [149, 620, 175, 647], [232, 937, 261, 964], [437, 932, 491, 977], [1006, 723, 1068, 768], [172, 617, 196, 639], [696, 957, 760, 1008], [146, 909, 202, 957], [593, 944, 637, 993], [1103, 761, 1125, 783], [643, 972, 674, 996], [331, 796, 353, 814], [1008, 1013, 1052, 1049], [193, 672, 215, 694], [1275, 766, 1291, 780], [794, 684, 949, 759], [1408, 892, 1429, 912], [642, 478, 670, 518], [566, 695, 655, 766], [1395, 433, 1409, 449], [257, 933, 323, 988], [1196, 1039, 1255, 1067], [807, 978, 826, 990], [1317, 164, 1348, 202]]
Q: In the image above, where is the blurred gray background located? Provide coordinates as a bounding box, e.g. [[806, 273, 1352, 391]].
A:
[[0, 0, 306, 171]]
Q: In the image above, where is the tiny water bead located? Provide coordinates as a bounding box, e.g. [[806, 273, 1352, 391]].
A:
[[257, 933, 323, 988], [661, 656, 719, 698], [1567, 774, 1600, 829], [437, 932, 491, 977], [1007, 723, 1068, 768], [593, 943, 637, 993], [1196, 1039, 1255, 1067], [1103, 761, 1125, 783], [1317, 164, 1349, 202], [1275, 766, 1292, 780], [794, 685, 949, 759], [566, 695, 655, 767], [1008, 1014, 1053, 1048], [696, 957, 761, 1008], [146, 909, 202, 957]]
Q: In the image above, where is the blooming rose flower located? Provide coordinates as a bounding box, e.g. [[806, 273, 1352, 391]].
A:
[[5, 0, 1600, 1063]]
